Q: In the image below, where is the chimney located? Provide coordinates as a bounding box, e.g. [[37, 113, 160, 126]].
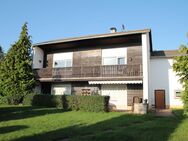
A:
[[110, 27, 117, 33]]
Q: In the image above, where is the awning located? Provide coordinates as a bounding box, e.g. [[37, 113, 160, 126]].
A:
[[88, 80, 143, 84]]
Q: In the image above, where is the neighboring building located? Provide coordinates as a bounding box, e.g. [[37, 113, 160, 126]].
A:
[[32, 28, 183, 110], [149, 50, 183, 109]]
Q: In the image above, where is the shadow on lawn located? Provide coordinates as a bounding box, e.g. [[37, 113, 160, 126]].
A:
[[12, 110, 185, 141], [0, 125, 29, 134], [0, 106, 64, 122]]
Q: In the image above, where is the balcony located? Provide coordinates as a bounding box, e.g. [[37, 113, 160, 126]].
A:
[[34, 64, 142, 81]]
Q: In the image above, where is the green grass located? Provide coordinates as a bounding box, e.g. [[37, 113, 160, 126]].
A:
[[0, 106, 187, 141]]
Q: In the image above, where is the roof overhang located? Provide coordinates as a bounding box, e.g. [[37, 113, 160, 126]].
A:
[[33, 29, 151, 47], [37, 77, 143, 82], [32, 29, 152, 53], [88, 80, 143, 84]]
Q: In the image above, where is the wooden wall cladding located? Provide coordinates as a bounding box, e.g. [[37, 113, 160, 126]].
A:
[[43, 52, 53, 68], [127, 84, 143, 106], [46, 53, 53, 68], [43, 45, 142, 68], [71, 82, 100, 95], [73, 49, 101, 67], [73, 51, 81, 67], [127, 46, 142, 65]]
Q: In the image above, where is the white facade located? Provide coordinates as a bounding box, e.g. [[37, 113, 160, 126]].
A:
[[141, 33, 150, 102], [149, 58, 183, 108], [32, 47, 44, 69], [101, 84, 127, 110]]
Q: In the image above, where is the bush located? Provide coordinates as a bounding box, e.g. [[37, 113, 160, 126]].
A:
[[32, 94, 63, 108], [182, 86, 188, 115], [23, 94, 110, 112], [0, 96, 8, 105], [66, 95, 110, 112], [23, 93, 37, 105], [66, 96, 79, 111], [23, 94, 64, 108]]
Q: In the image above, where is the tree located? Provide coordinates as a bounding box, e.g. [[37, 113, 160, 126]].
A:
[[173, 42, 188, 114], [0, 23, 35, 104], [0, 45, 4, 97], [0, 45, 4, 61]]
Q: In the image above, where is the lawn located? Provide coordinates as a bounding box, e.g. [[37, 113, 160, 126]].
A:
[[0, 106, 187, 141]]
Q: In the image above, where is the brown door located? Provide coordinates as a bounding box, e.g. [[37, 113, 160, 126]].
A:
[[155, 90, 165, 109]]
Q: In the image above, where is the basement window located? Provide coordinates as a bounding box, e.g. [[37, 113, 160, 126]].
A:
[[175, 90, 182, 99]]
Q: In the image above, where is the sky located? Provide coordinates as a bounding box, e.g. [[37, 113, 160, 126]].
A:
[[0, 0, 188, 52]]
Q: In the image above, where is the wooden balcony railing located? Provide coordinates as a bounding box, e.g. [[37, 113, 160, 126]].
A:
[[34, 64, 142, 79]]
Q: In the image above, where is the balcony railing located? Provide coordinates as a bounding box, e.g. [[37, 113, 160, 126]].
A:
[[34, 64, 142, 79]]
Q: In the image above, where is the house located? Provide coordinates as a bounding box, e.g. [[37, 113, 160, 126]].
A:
[[32, 28, 183, 110]]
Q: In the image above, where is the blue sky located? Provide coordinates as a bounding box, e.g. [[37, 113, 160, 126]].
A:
[[0, 0, 187, 52]]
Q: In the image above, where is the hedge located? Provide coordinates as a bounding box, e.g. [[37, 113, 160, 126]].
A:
[[66, 95, 110, 112], [22, 93, 36, 106], [23, 94, 109, 112], [23, 94, 64, 108]]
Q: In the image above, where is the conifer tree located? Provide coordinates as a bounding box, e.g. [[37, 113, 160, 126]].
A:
[[0, 23, 35, 104], [0, 45, 3, 61]]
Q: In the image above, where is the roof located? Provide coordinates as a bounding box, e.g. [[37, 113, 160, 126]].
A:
[[151, 50, 180, 58], [33, 29, 151, 46]]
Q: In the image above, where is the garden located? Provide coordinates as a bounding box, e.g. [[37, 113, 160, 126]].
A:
[[0, 106, 188, 141]]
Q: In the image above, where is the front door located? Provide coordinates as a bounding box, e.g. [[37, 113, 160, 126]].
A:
[[155, 90, 165, 109]]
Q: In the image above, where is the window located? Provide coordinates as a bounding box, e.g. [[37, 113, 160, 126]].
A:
[[118, 57, 125, 65], [103, 57, 117, 65], [175, 90, 182, 98], [54, 59, 72, 68], [53, 52, 73, 68], [102, 57, 126, 65], [51, 84, 71, 95], [102, 47, 127, 65]]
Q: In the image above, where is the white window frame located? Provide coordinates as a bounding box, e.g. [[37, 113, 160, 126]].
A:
[[53, 52, 73, 68], [102, 56, 126, 65], [51, 84, 72, 95], [102, 47, 127, 65], [117, 57, 125, 65]]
